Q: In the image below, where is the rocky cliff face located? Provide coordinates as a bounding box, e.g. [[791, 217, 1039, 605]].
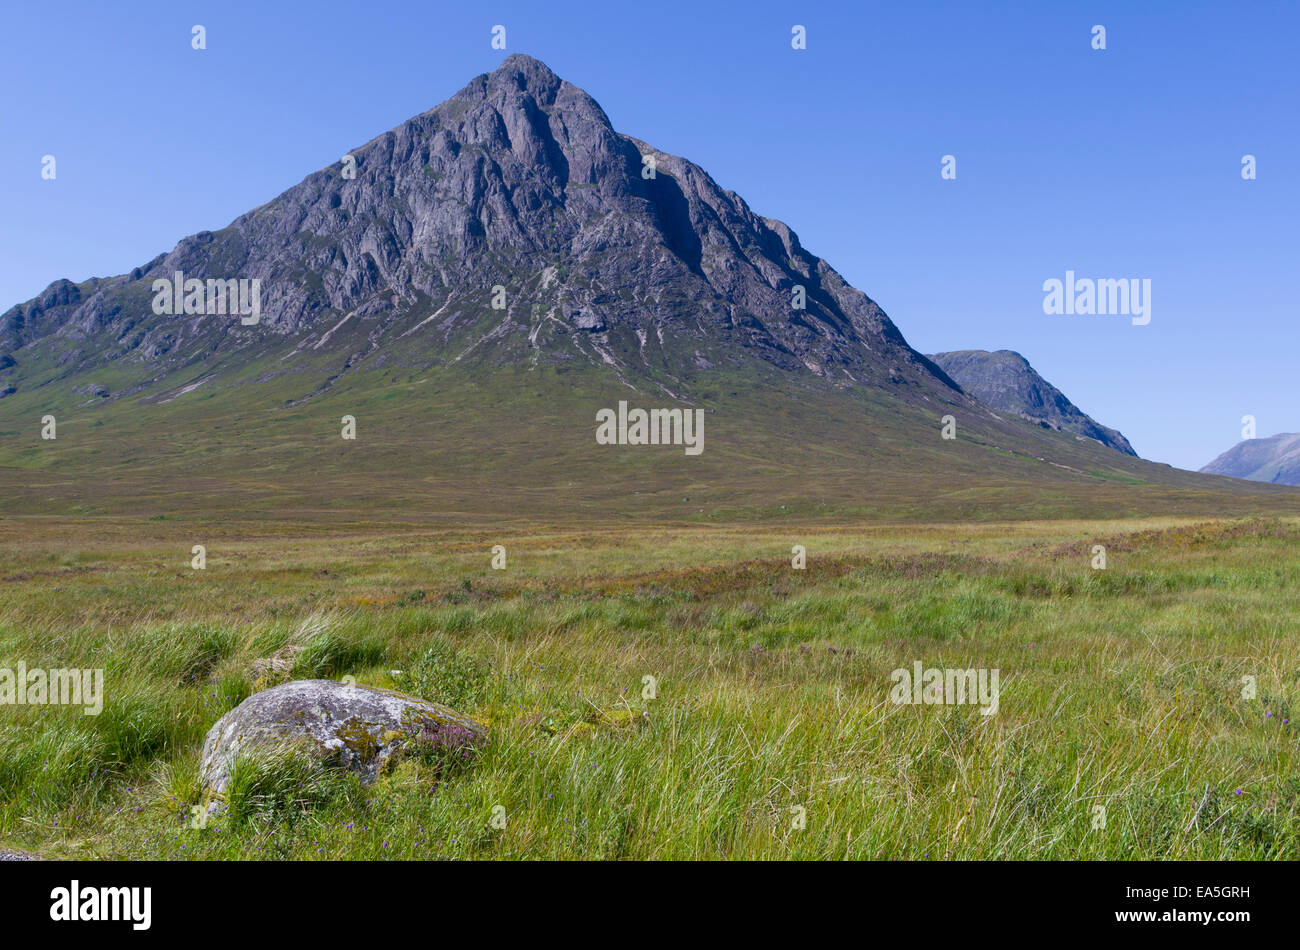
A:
[[1201, 433, 1300, 485], [927, 349, 1136, 456], [0, 54, 958, 405]]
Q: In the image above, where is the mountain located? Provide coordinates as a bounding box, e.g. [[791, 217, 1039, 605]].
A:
[[1201, 433, 1300, 485], [0, 53, 946, 400], [927, 350, 1136, 457], [0, 54, 1294, 522]]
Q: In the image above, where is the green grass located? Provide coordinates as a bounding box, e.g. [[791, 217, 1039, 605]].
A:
[[1, 515, 1298, 859]]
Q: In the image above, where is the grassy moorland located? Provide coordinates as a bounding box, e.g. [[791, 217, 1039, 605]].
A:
[[3, 357, 1299, 523], [1, 513, 1297, 860]]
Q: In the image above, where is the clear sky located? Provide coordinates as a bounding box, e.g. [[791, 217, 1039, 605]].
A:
[[2, 1, 1296, 470]]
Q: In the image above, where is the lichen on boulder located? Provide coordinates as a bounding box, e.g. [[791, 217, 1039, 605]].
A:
[[199, 679, 485, 794]]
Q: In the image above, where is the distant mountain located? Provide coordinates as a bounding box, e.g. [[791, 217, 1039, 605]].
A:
[[1200, 433, 1300, 485], [927, 349, 1136, 457]]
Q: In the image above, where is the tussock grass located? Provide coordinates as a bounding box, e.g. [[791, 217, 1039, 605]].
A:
[[0, 515, 1298, 859]]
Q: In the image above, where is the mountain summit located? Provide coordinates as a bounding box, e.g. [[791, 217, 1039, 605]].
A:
[[1, 53, 951, 402]]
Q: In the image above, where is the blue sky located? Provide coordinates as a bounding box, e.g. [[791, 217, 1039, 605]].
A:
[[2, 1, 1296, 470]]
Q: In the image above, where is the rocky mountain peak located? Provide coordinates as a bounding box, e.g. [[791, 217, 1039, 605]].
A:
[[1, 55, 956, 408], [928, 349, 1136, 456]]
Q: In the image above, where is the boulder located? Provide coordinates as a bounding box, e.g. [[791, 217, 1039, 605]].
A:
[[199, 679, 485, 794]]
